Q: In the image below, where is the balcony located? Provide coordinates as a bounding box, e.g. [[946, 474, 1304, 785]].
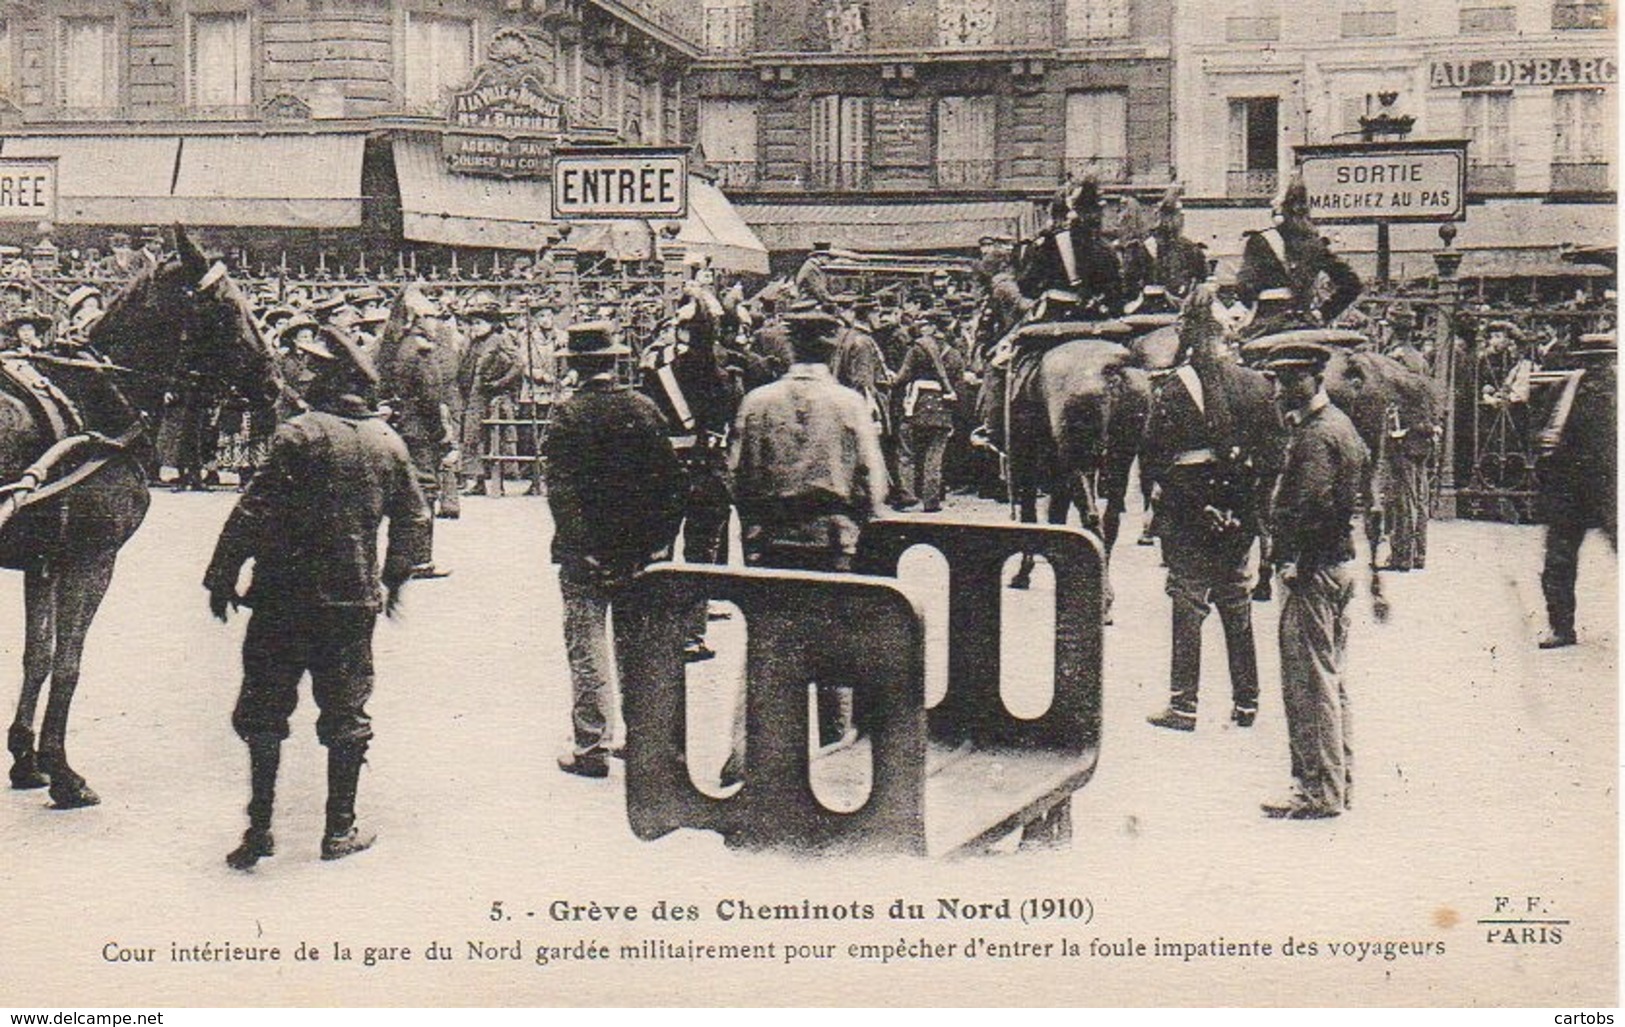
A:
[[1552, 1, 1609, 28], [1227, 168, 1279, 198], [1468, 163, 1517, 193], [935, 159, 998, 188], [1550, 161, 1610, 192], [1062, 157, 1130, 183]]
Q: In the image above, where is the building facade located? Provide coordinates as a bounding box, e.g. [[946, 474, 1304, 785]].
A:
[[688, 0, 1176, 255], [0, 0, 752, 266], [1173, 0, 1616, 279]]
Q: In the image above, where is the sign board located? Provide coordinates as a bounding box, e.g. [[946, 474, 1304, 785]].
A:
[[1294, 141, 1468, 224], [442, 134, 553, 178], [551, 148, 690, 220], [0, 159, 55, 221], [448, 73, 568, 135], [1429, 54, 1616, 89]]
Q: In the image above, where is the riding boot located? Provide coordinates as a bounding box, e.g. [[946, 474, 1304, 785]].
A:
[[226, 736, 280, 870], [1218, 602, 1260, 726], [7, 724, 46, 790], [1148, 602, 1204, 731], [321, 743, 376, 861]]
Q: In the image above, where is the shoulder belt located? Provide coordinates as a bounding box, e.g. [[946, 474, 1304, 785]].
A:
[[0, 357, 81, 443]]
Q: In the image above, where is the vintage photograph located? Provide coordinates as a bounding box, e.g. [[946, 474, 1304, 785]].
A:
[[0, 0, 1616, 1011]]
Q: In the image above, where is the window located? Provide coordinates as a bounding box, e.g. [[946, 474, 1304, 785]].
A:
[[1227, 97, 1279, 196], [1552, 0, 1609, 28], [1341, 2, 1398, 36], [1459, 5, 1516, 32], [404, 14, 473, 113], [936, 96, 996, 186], [703, 0, 754, 54], [826, 0, 868, 52], [810, 94, 870, 189], [60, 17, 116, 111], [700, 99, 758, 187], [1065, 90, 1128, 181], [1066, 0, 1130, 41], [190, 12, 251, 109], [1462, 91, 1514, 191], [0, 22, 13, 101], [938, 0, 997, 47], [1553, 88, 1610, 190]]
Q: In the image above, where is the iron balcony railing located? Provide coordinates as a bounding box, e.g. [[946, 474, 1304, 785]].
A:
[[1227, 168, 1279, 198]]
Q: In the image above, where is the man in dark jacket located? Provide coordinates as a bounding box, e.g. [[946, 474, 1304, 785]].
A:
[[1260, 340, 1370, 820], [1017, 177, 1125, 318], [1536, 333, 1617, 648], [1237, 177, 1363, 338], [380, 288, 456, 573], [1143, 285, 1286, 732], [544, 321, 686, 779], [207, 326, 432, 869], [894, 318, 966, 512]]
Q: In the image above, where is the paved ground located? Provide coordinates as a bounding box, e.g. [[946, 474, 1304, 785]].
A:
[[0, 489, 1615, 1007]]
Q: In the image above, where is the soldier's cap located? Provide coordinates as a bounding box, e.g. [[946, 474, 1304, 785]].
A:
[[564, 320, 631, 358], [4, 308, 51, 333], [298, 325, 379, 387], [1254, 340, 1331, 373], [1570, 332, 1617, 360], [140, 226, 164, 243], [107, 232, 132, 247], [810, 241, 832, 253]]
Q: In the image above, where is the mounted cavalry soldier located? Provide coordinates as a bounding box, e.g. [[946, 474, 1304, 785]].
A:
[[1236, 177, 1363, 338], [1143, 284, 1286, 732], [207, 325, 433, 869], [1143, 187, 1210, 303], [977, 177, 1126, 453]]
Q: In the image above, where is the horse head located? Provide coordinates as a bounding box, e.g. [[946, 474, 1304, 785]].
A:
[[88, 226, 281, 418]]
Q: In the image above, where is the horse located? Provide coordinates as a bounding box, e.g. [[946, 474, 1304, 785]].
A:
[[5, 226, 280, 808], [1241, 328, 1444, 615], [1001, 319, 1152, 616]]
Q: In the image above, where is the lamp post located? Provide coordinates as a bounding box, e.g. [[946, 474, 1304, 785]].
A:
[[1432, 222, 1463, 519], [1360, 92, 1415, 288]]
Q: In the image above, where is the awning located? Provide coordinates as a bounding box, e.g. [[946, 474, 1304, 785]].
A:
[[736, 200, 1035, 252], [394, 135, 770, 272], [2, 133, 365, 227], [2, 135, 180, 224], [393, 134, 559, 251], [168, 135, 365, 227], [677, 178, 769, 274]]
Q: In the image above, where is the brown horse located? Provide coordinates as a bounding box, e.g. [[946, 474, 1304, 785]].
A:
[[1003, 321, 1152, 613], [5, 227, 279, 808]]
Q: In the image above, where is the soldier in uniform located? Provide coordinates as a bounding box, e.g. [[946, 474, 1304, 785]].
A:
[[894, 318, 966, 513], [1260, 340, 1370, 820], [378, 289, 456, 574], [1144, 187, 1210, 302], [1535, 332, 1617, 648], [793, 241, 838, 308], [206, 325, 432, 868], [544, 322, 686, 779], [1143, 285, 1286, 732], [1016, 177, 1125, 318], [1237, 178, 1363, 338], [829, 296, 898, 504]]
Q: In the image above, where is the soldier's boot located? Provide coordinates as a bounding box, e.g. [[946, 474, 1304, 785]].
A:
[[1148, 603, 1203, 731], [320, 743, 376, 862], [226, 736, 280, 871], [1219, 603, 1260, 727]]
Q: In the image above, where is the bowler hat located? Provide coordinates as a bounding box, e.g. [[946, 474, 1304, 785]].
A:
[[279, 313, 319, 343], [298, 325, 379, 386], [564, 320, 631, 358]]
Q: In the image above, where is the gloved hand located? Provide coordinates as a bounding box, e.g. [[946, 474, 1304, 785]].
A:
[[208, 590, 238, 623]]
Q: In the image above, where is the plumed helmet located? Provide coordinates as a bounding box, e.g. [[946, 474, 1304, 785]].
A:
[[1071, 175, 1104, 218], [1116, 196, 1147, 243], [1156, 186, 1184, 232], [1274, 176, 1312, 220]]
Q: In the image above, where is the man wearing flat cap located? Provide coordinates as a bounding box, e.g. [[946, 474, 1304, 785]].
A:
[[1534, 333, 1616, 649], [729, 304, 887, 757], [545, 321, 686, 779], [1259, 340, 1369, 820], [207, 325, 433, 869]]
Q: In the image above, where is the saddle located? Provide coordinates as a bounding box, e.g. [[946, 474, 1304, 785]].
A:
[[0, 355, 83, 446]]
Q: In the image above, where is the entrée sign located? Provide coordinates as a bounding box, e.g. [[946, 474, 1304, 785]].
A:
[[0, 159, 55, 221], [551, 149, 690, 219]]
